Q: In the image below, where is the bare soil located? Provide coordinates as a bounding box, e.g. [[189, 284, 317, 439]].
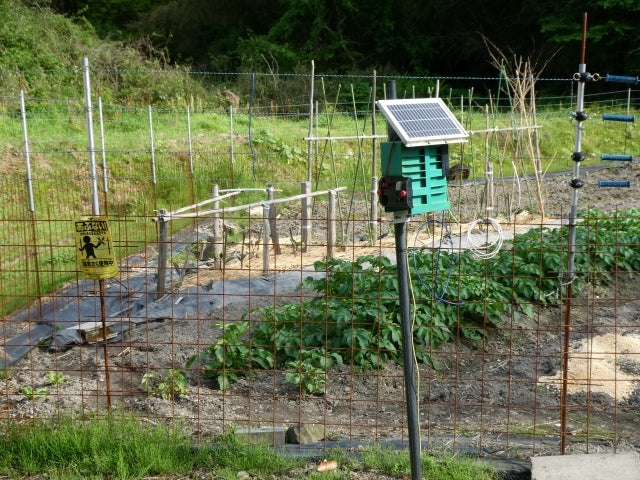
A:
[[3, 163, 640, 478]]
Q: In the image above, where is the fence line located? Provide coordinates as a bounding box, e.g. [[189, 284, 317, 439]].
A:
[[154, 186, 347, 296], [1, 70, 640, 465]]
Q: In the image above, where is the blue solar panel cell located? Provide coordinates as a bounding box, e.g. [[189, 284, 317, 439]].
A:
[[377, 98, 468, 147]]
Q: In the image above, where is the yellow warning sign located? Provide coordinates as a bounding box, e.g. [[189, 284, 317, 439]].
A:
[[75, 216, 119, 280]]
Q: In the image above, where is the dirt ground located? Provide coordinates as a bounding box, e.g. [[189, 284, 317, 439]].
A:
[[3, 162, 640, 476]]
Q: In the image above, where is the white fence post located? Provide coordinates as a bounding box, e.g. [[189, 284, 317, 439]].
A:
[[301, 181, 312, 253], [212, 184, 223, 268], [262, 204, 270, 274], [328, 190, 336, 259]]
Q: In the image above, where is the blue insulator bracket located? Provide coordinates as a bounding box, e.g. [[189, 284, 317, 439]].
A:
[[601, 154, 634, 162], [605, 74, 639, 85], [598, 180, 631, 187], [602, 113, 635, 123]]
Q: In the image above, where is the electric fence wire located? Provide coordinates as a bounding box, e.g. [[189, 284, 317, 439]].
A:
[[0, 67, 576, 82], [411, 212, 464, 306]]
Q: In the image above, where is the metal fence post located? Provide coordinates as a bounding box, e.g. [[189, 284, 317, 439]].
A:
[[262, 203, 270, 274], [156, 209, 168, 299], [212, 184, 223, 268], [328, 190, 336, 259]]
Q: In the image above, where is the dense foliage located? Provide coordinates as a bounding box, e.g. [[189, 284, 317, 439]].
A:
[[35, 0, 640, 79], [0, 1, 209, 104], [189, 208, 640, 394]]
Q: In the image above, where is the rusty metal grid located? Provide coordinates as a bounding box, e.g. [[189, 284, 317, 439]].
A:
[[1, 78, 640, 461]]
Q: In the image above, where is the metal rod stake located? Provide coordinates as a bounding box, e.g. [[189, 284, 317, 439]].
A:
[[394, 213, 422, 480]]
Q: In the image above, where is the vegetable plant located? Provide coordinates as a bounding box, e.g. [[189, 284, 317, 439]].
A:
[[141, 369, 189, 401], [45, 371, 70, 386], [21, 386, 50, 401], [189, 208, 640, 394]]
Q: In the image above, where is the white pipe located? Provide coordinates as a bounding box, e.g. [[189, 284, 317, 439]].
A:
[[82, 57, 100, 215], [19, 87, 35, 212]]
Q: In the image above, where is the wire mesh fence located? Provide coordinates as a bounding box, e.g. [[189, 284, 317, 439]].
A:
[[1, 67, 640, 460]]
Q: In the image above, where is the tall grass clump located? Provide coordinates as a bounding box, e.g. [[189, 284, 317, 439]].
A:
[[0, 415, 196, 478], [0, 414, 499, 479], [360, 444, 496, 479]]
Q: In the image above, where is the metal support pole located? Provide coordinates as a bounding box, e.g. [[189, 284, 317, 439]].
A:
[[19, 82, 35, 213], [97, 93, 109, 195], [262, 204, 270, 274], [156, 209, 168, 300], [383, 80, 420, 477], [229, 105, 235, 166], [370, 70, 379, 232], [394, 212, 422, 480], [385, 81, 399, 141], [484, 105, 494, 216], [148, 103, 157, 185], [562, 11, 589, 455], [307, 60, 315, 182], [186, 105, 194, 174], [82, 57, 111, 410], [82, 58, 100, 214], [20, 80, 44, 316], [212, 185, 223, 268]]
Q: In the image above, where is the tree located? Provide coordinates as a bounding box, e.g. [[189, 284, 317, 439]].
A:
[[50, 0, 173, 34], [134, 0, 286, 70], [43, 0, 640, 79], [538, 0, 640, 76]]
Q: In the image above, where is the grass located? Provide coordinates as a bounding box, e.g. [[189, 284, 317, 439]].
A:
[[0, 414, 499, 479], [1, 0, 639, 319], [1, 98, 638, 317], [360, 444, 496, 480], [0, 415, 196, 479]]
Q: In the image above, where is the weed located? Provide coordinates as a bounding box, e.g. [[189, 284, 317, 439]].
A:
[[253, 128, 306, 165], [141, 369, 189, 400], [285, 349, 343, 394]]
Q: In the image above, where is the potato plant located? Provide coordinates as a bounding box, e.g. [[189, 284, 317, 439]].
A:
[[189, 208, 640, 393]]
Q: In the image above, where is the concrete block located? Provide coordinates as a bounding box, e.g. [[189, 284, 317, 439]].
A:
[[234, 427, 286, 446], [531, 451, 640, 480], [286, 423, 326, 444]]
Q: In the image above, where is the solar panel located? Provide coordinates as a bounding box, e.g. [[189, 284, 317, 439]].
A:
[[377, 98, 468, 147]]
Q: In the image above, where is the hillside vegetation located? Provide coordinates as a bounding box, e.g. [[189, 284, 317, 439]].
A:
[[0, 1, 209, 106]]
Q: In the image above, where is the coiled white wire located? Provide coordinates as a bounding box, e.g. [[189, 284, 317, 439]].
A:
[[466, 217, 504, 259]]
